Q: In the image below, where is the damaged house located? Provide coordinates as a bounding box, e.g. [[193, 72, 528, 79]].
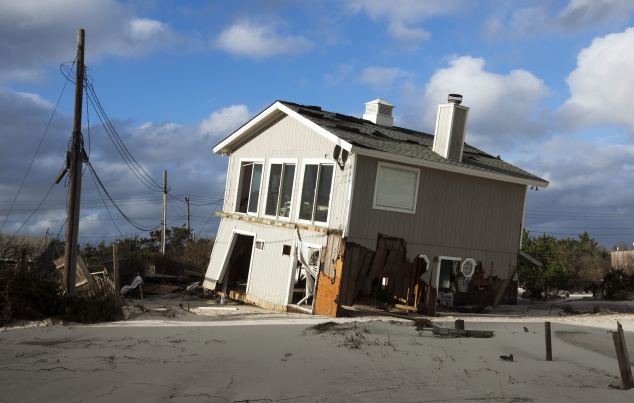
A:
[[203, 95, 548, 316]]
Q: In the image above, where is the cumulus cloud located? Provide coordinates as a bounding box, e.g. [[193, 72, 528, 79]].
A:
[[560, 27, 634, 133], [514, 136, 634, 246], [216, 20, 312, 58], [0, 0, 181, 81], [0, 87, 235, 239], [199, 105, 251, 137], [358, 66, 413, 89], [409, 56, 549, 150], [346, 0, 462, 44]]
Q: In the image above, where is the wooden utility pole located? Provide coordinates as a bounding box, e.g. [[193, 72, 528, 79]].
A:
[[185, 196, 190, 236], [612, 321, 633, 389], [545, 321, 553, 361], [112, 242, 119, 293], [161, 169, 167, 255], [63, 28, 86, 296]]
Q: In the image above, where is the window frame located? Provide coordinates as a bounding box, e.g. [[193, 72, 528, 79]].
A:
[[372, 161, 420, 214], [263, 158, 298, 222], [296, 159, 336, 227], [235, 158, 264, 216]]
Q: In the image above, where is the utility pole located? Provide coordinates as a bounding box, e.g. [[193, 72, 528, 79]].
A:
[[161, 169, 167, 255], [185, 196, 190, 237], [63, 28, 86, 296]]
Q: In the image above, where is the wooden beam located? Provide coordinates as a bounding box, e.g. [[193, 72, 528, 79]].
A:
[[215, 211, 343, 235]]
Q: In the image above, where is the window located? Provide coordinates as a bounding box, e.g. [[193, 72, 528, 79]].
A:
[[265, 163, 296, 219], [282, 244, 291, 256], [299, 163, 334, 224], [236, 161, 263, 214], [373, 162, 420, 214], [255, 240, 265, 251]]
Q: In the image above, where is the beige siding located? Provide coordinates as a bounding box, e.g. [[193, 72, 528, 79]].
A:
[[222, 115, 352, 231], [348, 155, 526, 279]]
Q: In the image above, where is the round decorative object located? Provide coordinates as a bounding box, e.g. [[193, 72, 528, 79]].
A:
[[461, 258, 476, 278]]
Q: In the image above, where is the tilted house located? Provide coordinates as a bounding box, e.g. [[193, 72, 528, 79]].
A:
[[203, 95, 549, 316]]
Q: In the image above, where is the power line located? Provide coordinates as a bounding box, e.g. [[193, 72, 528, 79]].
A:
[[86, 160, 159, 232], [0, 63, 72, 233], [87, 160, 123, 237]]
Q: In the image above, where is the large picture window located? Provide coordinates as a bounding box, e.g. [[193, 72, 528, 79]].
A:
[[373, 162, 419, 214], [299, 163, 334, 224], [236, 161, 263, 214], [265, 163, 296, 218]]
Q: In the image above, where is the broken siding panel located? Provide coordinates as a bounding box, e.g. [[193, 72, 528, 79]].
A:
[[203, 219, 233, 289], [222, 115, 351, 230], [204, 216, 330, 308], [347, 155, 525, 280]]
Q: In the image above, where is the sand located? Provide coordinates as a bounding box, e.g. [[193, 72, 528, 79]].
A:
[[1, 299, 633, 402]]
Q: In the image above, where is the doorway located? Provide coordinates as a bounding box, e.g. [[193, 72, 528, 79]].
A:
[[223, 233, 255, 295], [435, 257, 461, 307]]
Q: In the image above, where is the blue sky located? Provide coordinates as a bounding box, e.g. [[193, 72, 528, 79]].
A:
[[2, 0, 634, 246]]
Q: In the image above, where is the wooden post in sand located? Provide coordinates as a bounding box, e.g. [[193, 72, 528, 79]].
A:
[[612, 321, 633, 389], [545, 322, 553, 361]]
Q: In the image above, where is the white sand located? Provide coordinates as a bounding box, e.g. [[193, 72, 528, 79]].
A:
[[1, 301, 633, 402]]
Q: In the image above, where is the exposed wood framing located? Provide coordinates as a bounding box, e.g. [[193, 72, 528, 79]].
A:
[[216, 211, 343, 235]]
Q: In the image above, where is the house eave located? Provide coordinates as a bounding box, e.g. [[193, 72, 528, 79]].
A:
[[351, 147, 550, 188], [212, 101, 353, 155]]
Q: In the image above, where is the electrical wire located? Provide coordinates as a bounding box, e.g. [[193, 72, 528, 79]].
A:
[[86, 160, 159, 232], [87, 160, 124, 237], [0, 62, 73, 233]]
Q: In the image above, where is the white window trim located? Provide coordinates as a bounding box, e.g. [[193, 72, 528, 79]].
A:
[[461, 258, 476, 278], [372, 161, 420, 214], [235, 158, 265, 217], [295, 158, 336, 227], [263, 158, 298, 222], [434, 256, 461, 290], [255, 239, 265, 251], [219, 229, 257, 295]]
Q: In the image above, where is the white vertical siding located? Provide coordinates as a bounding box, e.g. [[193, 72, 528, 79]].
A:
[[203, 113, 352, 308]]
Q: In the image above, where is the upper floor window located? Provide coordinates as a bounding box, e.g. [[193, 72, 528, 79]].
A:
[[265, 163, 296, 219], [373, 161, 419, 214], [299, 163, 334, 224], [236, 161, 263, 214]]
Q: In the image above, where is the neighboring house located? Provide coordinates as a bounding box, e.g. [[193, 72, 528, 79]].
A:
[[611, 250, 634, 274], [203, 95, 549, 316]]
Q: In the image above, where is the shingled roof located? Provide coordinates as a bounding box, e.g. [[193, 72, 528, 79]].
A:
[[279, 100, 547, 186], [213, 100, 548, 187]]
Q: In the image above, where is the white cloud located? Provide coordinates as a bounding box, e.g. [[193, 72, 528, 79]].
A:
[[560, 27, 634, 133], [358, 66, 413, 89], [199, 105, 251, 137], [490, 0, 634, 36], [414, 56, 549, 150], [216, 20, 311, 58], [346, 0, 461, 44], [515, 136, 634, 245], [559, 0, 634, 29], [0, 0, 180, 81]]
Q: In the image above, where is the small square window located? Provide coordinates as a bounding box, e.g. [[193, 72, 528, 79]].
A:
[[282, 244, 291, 256], [255, 240, 265, 251]]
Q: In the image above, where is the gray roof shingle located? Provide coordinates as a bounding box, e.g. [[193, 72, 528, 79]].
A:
[[279, 100, 547, 185]]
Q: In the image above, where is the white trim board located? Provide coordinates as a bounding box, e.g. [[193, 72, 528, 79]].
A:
[[213, 101, 353, 154]]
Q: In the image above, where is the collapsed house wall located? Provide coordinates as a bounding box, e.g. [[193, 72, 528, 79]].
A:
[[204, 217, 331, 310], [347, 155, 526, 281]]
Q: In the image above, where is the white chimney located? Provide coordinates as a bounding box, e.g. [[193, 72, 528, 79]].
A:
[[363, 98, 393, 127], [432, 94, 469, 162]]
